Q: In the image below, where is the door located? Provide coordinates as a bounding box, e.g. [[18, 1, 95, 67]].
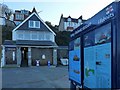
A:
[[20, 47, 28, 67]]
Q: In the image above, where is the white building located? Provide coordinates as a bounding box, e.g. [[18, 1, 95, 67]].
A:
[[59, 14, 85, 32], [1, 9, 58, 67]]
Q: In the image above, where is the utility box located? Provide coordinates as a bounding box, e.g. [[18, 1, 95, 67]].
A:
[[69, 1, 120, 89]]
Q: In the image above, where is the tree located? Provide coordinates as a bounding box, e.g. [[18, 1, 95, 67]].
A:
[[2, 25, 14, 43], [45, 21, 70, 46], [0, 3, 13, 20], [45, 21, 59, 33], [56, 31, 70, 46]]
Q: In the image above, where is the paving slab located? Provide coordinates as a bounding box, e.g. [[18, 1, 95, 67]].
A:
[[2, 66, 70, 89]]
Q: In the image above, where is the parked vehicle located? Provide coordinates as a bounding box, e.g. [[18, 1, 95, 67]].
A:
[[60, 58, 68, 65]]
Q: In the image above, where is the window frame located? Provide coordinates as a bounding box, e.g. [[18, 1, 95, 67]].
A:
[[15, 14, 24, 20], [29, 20, 40, 28], [18, 33, 23, 40]]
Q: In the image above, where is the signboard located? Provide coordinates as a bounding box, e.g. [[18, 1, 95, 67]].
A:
[[84, 23, 111, 88], [70, 3, 115, 38], [69, 1, 120, 88], [84, 31, 96, 88]]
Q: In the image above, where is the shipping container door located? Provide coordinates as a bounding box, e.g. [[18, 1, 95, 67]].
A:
[[95, 23, 111, 88], [84, 31, 96, 88], [95, 43, 111, 88], [69, 37, 81, 85]]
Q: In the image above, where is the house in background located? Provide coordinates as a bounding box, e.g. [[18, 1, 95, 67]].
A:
[[59, 14, 85, 32], [13, 9, 31, 26], [1, 8, 58, 67]]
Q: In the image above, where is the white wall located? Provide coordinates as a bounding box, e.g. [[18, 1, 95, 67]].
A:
[[12, 30, 55, 42], [64, 22, 79, 31], [64, 22, 67, 30], [12, 31, 17, 41]]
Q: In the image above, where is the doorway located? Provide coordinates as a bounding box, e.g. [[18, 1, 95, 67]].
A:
[[20, 47, 28, 67]]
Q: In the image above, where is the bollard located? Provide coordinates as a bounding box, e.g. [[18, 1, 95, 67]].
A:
[[36, 60, 40, 66], [48, 60, 50, 67]]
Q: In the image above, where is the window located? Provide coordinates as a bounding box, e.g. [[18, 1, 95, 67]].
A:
[[84, 31, 95, 47], [13, 51, 15, 61], [29, 21, 34, 28], [24, 31, 30, 40], [21, 10, 29, 15], [95, 23, 111, 45], [39, 32, 44, 40], [68, 18, 71, 22], [31, 31, 38, 40], [35, 21, 40, 28], [69, 22, 71, 26], [74, 37, 81, 50], [15, 14, 24, 20], [18, 33, 23, 39], [29, 20, 40, 28], [46, 34, 50, 40]]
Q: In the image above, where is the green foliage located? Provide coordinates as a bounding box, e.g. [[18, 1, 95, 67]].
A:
[[56, 31, 70, 46], [2, 25, 14, 43], [45, 21, 59, 33], [45, 21, 70, 46]]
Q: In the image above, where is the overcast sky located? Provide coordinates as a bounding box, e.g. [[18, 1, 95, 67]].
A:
[[0, 0, 115, 25]]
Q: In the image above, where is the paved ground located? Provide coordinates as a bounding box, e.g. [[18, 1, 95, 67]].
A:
[[2, 66, 70, 89]]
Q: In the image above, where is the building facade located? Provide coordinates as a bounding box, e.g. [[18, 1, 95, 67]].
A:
[[59, 14, 85, 32], [1, 11, 58, 67], [13, 9, 31, 26], [0, 25, 2, 65]]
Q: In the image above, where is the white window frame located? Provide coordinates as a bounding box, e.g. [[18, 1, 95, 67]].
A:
[[18, 33, 23, 40], [16, 14, 24, 20], [46, 33, 50, 40], [31, 31, 39, 40], [35, 21, 40, 28], [29, 20, 40, 28], [39, 32, 44, 40], [29, 20, 34, 28]]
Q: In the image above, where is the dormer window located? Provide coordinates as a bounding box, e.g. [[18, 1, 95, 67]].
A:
[[68, 18, 71, 22], [78, 19, 82, 23], [29, 20, 40, 28]]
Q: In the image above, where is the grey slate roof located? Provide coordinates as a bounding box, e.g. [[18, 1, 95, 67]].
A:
[[3, 40, 57, 47], [16, 40, 57, 46], [3, 40, 16, 45], [13, 12, 56, 35], [57, 46, 68, 49], [64, 17, 78, 23]]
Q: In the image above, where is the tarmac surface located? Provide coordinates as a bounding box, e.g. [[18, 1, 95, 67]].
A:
[[2, 65, 70, 89]]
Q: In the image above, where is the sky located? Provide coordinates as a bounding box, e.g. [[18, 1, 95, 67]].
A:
[[0, 0, 115, 25]]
